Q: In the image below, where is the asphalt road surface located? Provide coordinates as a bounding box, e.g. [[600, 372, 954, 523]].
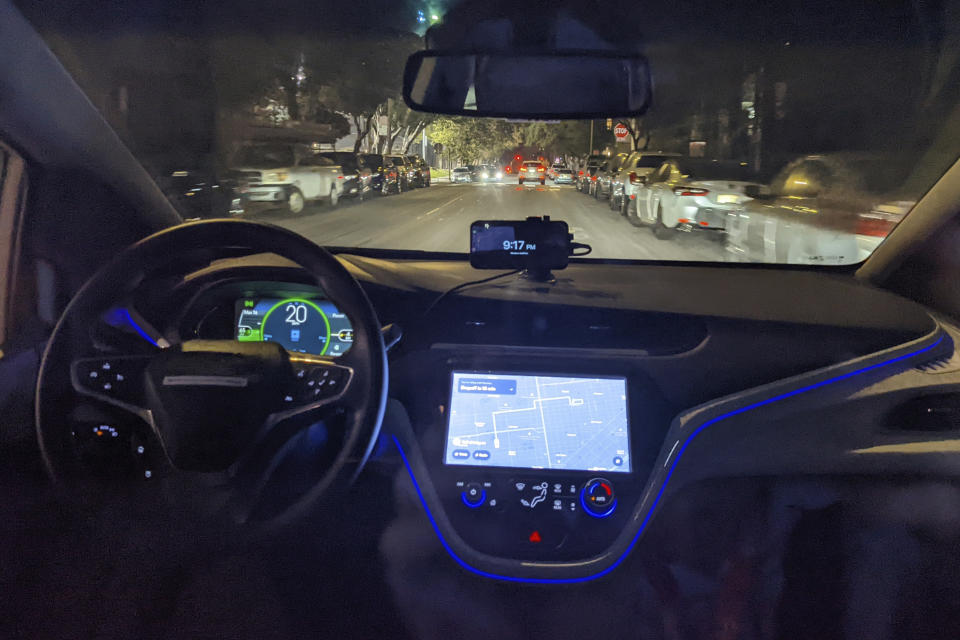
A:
[[247, 180, 730, 261]]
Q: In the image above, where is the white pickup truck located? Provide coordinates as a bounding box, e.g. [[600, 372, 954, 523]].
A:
[[230, 143, 345, 214]]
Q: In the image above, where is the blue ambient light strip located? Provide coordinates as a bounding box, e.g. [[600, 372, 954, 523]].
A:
[[392, 334, 946, 584]]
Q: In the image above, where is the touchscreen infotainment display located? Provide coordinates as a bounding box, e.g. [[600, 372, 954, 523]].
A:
[[445, 372, 630, 473]]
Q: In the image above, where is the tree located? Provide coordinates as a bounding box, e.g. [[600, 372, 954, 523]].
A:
[[519, 121, 612, 160], [313, 32, 421, 152], [429, 117, 518, 164], [381, 101, 437, 154]]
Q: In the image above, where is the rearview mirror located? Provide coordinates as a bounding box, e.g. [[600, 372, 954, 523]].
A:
[[403, 50, 652, 119]]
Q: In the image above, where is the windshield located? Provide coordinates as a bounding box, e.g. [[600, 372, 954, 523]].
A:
[[17, 0, 959, 264]]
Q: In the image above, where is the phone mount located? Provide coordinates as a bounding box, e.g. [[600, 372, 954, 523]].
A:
[[469, 216, 591, 282]]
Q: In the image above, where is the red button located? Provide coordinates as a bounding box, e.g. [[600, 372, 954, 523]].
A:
[[528, 530, 542, 543]]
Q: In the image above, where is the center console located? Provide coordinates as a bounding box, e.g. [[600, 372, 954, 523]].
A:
[[387, 348, 677, 580], [437, 371, 637, 561]]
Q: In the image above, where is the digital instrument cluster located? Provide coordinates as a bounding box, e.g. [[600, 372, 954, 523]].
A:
[[235, 297, 353, 356]]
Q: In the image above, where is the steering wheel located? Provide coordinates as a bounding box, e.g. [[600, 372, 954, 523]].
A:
[[35, 219, 387, 532]]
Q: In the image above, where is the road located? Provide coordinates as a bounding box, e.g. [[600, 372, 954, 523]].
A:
[[245, 180, 730, 261]]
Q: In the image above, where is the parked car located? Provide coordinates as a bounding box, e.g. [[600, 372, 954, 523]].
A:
[[576, 154, 605, 192], [630, 158, 762, 239], [359, 153, 387, 196], [410, 157, 432, 187], [317, 151, 363, 200], [451, 167, 473, 183], [518, 160, 546, 185], [595, 152, 630, 201], [725, 154, 912, 263], [403, 155, 426, 188], [153, 167, 244, 220], [586, 159, 609, 196], [383, 155, 410, 193], [553, 168, 575, 185], [229, 143, 345, 213], [611, 151, 680, 215]]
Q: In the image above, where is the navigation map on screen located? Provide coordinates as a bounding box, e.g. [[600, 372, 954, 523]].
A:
[[444, 372, 630, 473]]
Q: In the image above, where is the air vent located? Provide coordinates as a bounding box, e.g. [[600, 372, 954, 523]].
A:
[[887, 394, 960, 432], [914, 343, 959, 373], [433, 301, 706, 355]]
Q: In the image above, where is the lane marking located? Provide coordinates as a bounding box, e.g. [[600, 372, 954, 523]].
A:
[[420, 195, 464, 218]]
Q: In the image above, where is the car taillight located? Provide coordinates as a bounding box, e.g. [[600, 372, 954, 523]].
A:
[[673, 187, 710, 196], [579, 170, 584, 176], [855, 213, 899, 237], [590, 175, 597, 181], [628, 172, 639, 184], [505, 167, 511, 173], [537, 166, 544, 172], [337, 175, 344, 179]]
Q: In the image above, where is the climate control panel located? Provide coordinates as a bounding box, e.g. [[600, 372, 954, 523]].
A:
[[440, 471, 636, 561]]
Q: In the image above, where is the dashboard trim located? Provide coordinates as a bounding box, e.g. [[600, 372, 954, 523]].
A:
[[392, 329, 948, 584]]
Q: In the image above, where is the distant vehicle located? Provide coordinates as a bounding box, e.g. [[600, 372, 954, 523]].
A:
[[409, 156, 432, 187], [479, 164, 502, 182], [586, 159, 609, 196], [576, 154, 605, 192], [519, 160, 546, 185], [547, 163, 566, 179], [229, 143, 344, 214], [464, 164, 485, 181], [611, 152, 680, 215], [632, 158, 762, 239], [725, 154, 911, 263], [403, 155, 428, 188], [383, 155, 410, 193], [317, 151, 363, 200], [451, 167, 473, 183], [359, 153, 387, 195], [595, 152, 630, 201], [553, 168, 575, 185]]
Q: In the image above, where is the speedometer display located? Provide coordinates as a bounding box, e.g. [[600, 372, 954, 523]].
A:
[[235, 297, 353, 356]]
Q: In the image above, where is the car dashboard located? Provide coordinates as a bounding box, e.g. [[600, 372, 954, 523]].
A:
[[148, 252, 958, 584]]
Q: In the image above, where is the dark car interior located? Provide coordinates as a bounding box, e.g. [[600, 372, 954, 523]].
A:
[[3, 1, 960, 639]]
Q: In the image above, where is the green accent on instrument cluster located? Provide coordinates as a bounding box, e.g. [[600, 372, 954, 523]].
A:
[[235, 297, 353, 357]]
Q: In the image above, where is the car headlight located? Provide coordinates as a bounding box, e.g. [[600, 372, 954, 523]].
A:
[[496, 172, 503, 179], [264, 171, 289, 182], [481, 172, 489, 179]]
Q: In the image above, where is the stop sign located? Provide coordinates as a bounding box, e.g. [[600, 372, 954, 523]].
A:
[[613, 123, 629, 140]]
